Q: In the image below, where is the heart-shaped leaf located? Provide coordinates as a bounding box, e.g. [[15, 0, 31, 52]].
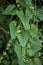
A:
[[17, 31, 29, 47]]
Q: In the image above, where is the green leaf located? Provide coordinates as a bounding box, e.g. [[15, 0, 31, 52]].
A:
[[2, 4, 15, 15], [33, 38, 42, 48], [15, 43, 22, 60], [27, 47, 40, 56], [25, 0, 32, 4], [27, 38, 41, 56], [34, 11, 43, 21], [16, 0, 32, 7], [33, 58, 41, 65], [18, 60, 25, 65], [9, 21, 17, 39], [30, 24, 38, 37], [38, 13, 43, 21], [34, 16, 40, 22], [17, 31, 29, 47], [18, 58, 33, 65], [18, 60, 31, 65], [16, 0, 26, 7], [16, 10, 33, 30]]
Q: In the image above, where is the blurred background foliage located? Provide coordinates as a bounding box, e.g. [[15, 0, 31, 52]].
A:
[[0, 0, 43, 65]]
